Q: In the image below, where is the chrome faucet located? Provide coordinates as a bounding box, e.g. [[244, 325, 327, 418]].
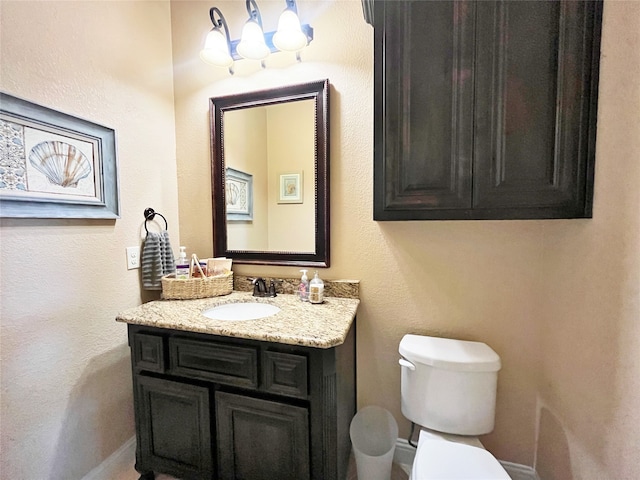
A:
[[250, 277, 278, 297]]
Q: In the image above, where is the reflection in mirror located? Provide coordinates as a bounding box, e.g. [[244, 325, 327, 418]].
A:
[[224, 101, 315, 252], [210, 80, 330, 267]]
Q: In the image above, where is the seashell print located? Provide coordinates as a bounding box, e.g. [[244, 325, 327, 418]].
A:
[[28, 140, 92, 188]]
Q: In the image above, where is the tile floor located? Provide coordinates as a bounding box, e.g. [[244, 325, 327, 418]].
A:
[[114, 450, 410, 480]]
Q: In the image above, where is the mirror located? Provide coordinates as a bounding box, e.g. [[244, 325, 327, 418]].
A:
[[210, 80, 330, 267]]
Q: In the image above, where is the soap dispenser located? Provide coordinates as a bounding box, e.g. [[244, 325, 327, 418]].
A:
[[175, 246, 189, 279], [298, 269, 309, 302], [309, 271, 324, 304]]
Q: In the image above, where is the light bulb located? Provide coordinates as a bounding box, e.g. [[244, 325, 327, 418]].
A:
[[273, 9, 307, 52], [200, 29, 233, 67], [237, 20, 270, 60]]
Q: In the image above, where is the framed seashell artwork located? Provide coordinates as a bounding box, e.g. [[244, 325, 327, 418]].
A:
[[225, 167, 253, 222], [0, 92, 119, 218]]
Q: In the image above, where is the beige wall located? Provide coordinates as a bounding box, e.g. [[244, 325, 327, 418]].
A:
[[537, 2, 640, 478], [0, 1, 178, 478], [172, 0, 639, 477]]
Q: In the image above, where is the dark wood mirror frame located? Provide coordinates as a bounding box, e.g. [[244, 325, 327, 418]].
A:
[[210, 79, 330, 267]]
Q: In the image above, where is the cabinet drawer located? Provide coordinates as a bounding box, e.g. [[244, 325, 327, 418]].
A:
[[132, 333, 165, 373], [262, 351, 308, 399], [169, 337, 258, 388]]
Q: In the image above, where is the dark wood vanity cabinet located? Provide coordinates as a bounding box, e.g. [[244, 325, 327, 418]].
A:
[[372, 0, 602, 220], [127, 324, 355, 480]]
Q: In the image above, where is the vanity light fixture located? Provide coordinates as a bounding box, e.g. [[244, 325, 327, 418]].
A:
[[200, 0, 313, 72]]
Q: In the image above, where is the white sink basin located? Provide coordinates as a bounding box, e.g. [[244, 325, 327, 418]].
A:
[[202, 302, 281, 321]]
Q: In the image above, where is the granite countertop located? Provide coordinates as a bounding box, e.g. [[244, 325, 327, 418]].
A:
[[116, 291, 359, 348]]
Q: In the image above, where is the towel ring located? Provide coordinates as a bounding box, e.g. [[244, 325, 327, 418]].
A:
[[144, 207, 168, 232]]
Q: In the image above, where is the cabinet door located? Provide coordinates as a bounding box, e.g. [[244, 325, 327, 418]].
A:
[[216, 391, 310, 480], [374, 0, 476, 219], [473, 0, 601, 217], [134, 375, 213, 479]]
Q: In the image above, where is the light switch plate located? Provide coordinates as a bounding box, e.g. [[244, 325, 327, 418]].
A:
[[126, 246, 141, 270]]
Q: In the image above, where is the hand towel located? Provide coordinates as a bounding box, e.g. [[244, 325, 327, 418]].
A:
[[141, 230, 176, 290]]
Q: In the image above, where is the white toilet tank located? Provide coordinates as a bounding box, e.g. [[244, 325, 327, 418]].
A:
[[399, 334, 501, 436]]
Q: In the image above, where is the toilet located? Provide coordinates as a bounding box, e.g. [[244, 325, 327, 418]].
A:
[[399, 334, 511, 479]]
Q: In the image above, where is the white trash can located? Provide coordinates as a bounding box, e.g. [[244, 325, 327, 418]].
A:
[[349, 406, 399, 480]]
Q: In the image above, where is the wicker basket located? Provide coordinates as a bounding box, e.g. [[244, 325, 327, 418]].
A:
[[161, 271, 233, 300]]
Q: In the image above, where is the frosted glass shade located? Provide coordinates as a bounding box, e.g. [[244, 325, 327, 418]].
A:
[[273, 9, 308, 52], [237, 20, 270, 60], [200, 29, 233, 67]]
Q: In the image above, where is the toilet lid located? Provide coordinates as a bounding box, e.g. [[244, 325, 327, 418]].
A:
[[412, 439, 511, 479]]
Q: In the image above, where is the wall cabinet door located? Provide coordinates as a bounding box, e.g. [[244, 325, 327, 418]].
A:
[[216, 391, 310, 480], [134, 375, 213, 479], [374, 0, 476, 215], [373, 0, 602, 220]]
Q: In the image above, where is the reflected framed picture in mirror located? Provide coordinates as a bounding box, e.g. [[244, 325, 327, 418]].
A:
[[225, 167, 252, 221], [278, 172, 303, 204]]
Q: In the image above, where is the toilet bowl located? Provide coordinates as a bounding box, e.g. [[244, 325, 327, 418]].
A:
[[411, 429, 510, 479]]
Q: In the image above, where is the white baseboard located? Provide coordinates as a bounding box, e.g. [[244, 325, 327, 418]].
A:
[[500, 461, 540, 480], [82, 436, 136, 480], [393, 438, 539, 480], [393, 437, 417, 466]]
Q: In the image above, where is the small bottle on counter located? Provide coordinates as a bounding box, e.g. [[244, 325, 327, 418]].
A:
[[298, 269, 309, 302], [309, 271, 324, 304], [175, 246, 189, 279]]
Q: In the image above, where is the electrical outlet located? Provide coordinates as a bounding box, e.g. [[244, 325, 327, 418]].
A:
[[126, 246, 141, 270]]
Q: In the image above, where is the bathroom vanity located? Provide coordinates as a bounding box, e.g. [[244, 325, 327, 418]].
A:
[[116, 292, 359, 480]]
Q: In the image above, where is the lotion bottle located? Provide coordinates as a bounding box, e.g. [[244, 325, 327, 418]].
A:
[[309, 271, 324, 304], [298, 269, 309, 302], [175, 246, 189, 279]]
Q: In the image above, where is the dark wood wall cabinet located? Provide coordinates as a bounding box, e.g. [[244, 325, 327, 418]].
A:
[[370, 0, 603, 220], [127, 324, 355, 480]]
